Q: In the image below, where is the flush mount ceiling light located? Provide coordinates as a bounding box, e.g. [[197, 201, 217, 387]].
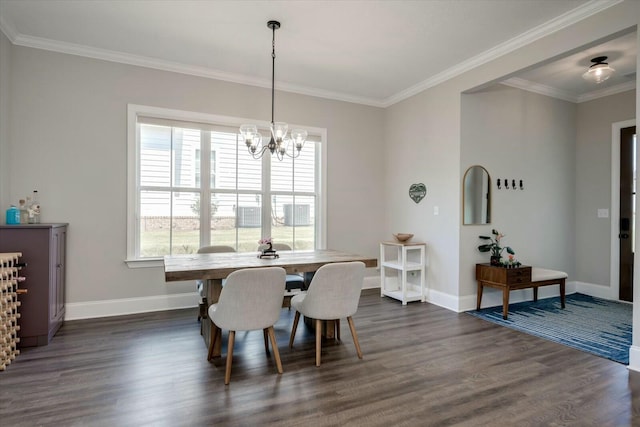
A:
[[582, 56, 615, 84], [239, 20, 307, 160]]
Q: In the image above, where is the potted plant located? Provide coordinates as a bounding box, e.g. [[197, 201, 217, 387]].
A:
[[478, 229, 514, 266], [258, 237, 278, 259]]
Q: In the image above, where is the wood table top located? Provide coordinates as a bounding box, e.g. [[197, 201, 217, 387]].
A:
[[164, 249, 378, 282]]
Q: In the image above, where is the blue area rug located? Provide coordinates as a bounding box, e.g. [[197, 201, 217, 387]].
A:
[[467, 293, 632, 365]]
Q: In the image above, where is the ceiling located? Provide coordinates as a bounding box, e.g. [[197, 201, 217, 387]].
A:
[[0, 0, 635, 107], [502, 29, 637, 103]]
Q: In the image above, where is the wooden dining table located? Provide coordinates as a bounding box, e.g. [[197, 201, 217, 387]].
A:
[[164, 249, 377, 356]]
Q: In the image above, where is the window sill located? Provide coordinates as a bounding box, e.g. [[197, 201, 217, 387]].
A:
[[125, 258, 164, 268]]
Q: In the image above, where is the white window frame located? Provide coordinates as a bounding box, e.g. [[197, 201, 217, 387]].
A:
[[126, 104, 327, 268]]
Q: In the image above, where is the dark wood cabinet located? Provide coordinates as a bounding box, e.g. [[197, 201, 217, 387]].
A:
[[476, 263, 532, 288], [0, 224, 67, 347], [476, 263, 532, 320], [475, 263, 566, 320]]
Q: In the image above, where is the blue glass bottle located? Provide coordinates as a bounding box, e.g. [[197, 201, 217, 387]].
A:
[[6, 205, 20, 225]]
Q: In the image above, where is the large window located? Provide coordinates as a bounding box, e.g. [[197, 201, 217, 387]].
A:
[[127, 105, 325, 265]]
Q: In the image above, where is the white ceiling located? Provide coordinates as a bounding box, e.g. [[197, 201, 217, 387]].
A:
[[0, 0, 634, 107]]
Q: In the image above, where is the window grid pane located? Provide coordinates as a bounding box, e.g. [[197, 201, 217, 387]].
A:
[[171, 128, 201, 188], [139, 190, 201, 257], [271, 195, 315, 250], [140, 124, 172, 187]]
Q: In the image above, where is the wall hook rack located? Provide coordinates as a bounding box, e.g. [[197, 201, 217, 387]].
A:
[[494, 178, 524, 190]]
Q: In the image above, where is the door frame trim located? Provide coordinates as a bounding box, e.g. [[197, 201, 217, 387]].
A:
[[610, 119, 636, 301]]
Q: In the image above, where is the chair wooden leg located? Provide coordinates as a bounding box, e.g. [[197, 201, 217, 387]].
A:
[[225, 330, 235, 385], [263, 328, 270, 355], [336, 319, 341, 341], [347, 316, 363, 359], [207, 322, 220, 361], [267, 326, 283, 374], [289, 311, 300, 349], [315, 319, 322, 367]]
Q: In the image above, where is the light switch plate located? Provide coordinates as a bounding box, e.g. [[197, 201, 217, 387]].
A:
[[597, 209, 609, 218]]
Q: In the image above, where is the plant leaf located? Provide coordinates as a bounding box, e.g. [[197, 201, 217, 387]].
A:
[[478, 236, 491, 240], [506, 246, 515, 254]]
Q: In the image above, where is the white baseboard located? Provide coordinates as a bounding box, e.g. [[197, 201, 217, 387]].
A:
[[363, 277, 460, 311], [363, 275, 380, 290], [360, 280, 569, 313], [423, 288, 461, 312], [61, 280, 620, 321], [628, 345, 640, 371], [65, 277, 380, 321], [65, 292, 199, 320], [574, 281, 617, 300]]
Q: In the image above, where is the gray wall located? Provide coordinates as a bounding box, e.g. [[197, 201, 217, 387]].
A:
[[460, 85, 576, 302], [383, 80, 463, 304], [575, 90, 636, 288], [0, 31, 10, 208], [2, 45, 385, 311]]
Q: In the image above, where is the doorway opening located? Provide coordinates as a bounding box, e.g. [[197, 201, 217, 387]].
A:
[[611, 120, 637, 302], [619, 125, 636, 302]]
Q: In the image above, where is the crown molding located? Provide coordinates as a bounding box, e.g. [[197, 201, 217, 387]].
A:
[[381, 0, 624, 107], [501, 77, 578, 103], [0, 0, 623, 109], [7, 32, 386, 108], [577, 80, 636, 103], [268, 81, 386, 108], [0, 11, 18, 42], [501, 77, 636, 104]]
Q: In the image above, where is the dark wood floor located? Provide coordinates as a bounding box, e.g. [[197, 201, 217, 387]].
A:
[[1, 289, 639, 426]]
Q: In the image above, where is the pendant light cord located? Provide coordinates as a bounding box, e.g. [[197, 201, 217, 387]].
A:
[[271, 24, 276, 126]]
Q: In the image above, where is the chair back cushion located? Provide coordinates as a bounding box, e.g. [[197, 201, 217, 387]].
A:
[[212, 267, 286, 331], [296, 261, 365, 319], [271, 243, 292, 251], [198, 245, 236, 254]]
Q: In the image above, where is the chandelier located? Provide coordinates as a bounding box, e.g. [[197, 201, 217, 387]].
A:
[[582, 56, 615, 84], [239, 21, 307, 160]]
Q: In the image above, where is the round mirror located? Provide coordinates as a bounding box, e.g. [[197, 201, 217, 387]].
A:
[[463, 165, 491, 225]]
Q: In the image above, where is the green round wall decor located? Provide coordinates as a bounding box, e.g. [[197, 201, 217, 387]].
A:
[[409, 183, 426, 203]]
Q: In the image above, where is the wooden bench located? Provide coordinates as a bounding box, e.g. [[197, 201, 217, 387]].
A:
[[476, 264, 568, 320]]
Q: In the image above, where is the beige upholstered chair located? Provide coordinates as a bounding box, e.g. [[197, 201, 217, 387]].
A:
[[288, 261, 365, 366], [258, 242, 305, 309], [271, 243, 293, 252], [196, 245, 235, 322], [198, 245, 235, 254], [207, 267, 286, 384]]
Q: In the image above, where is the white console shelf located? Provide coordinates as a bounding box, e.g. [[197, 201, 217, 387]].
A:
[[379, 241, 426, 305]]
